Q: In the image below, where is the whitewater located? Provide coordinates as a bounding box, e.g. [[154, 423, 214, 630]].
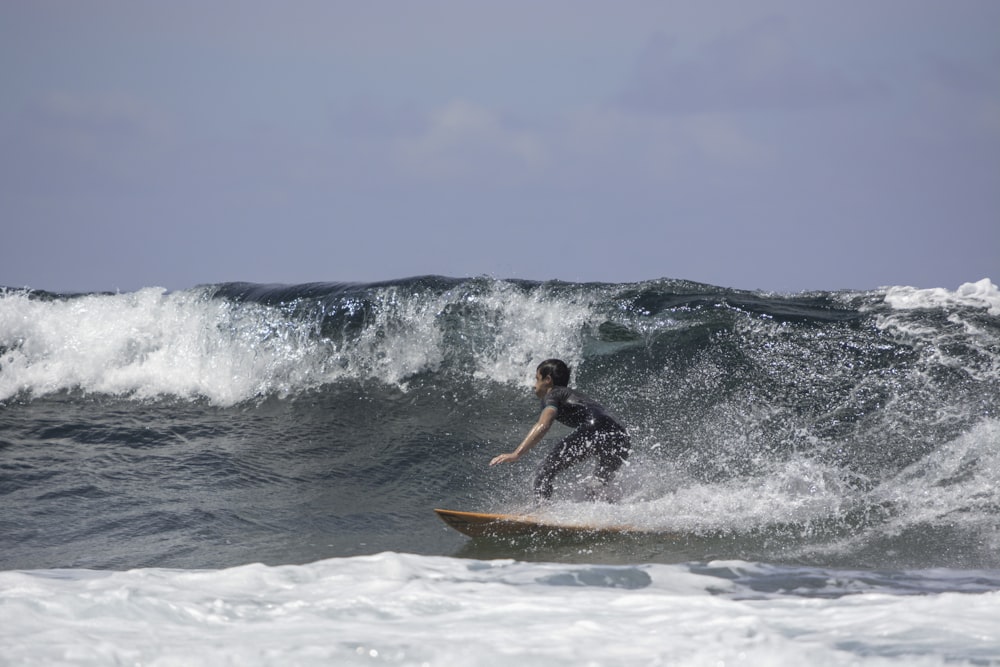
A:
[[2, 276, 999, 665]]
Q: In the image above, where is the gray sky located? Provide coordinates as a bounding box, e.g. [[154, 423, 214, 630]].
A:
[[2, 1, 998, 293]]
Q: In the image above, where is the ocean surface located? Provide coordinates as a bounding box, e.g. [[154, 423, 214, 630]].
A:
[[1, 275, 999, 665]]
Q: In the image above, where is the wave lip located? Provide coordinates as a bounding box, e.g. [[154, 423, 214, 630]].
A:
[[0, 286, 337, 404], [0, 277, 604, 404], [884, 278, 1000, 315], [2, 276, 997, 410]]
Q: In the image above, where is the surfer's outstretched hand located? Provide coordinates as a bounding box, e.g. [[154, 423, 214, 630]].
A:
[[492, 408, 555, 467], [490, 452, 520, 466]]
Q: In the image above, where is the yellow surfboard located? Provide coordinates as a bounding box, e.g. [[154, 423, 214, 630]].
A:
[[434, 508, 649, 538]]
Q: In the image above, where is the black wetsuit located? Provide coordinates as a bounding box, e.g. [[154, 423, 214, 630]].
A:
[[533, 386, 631, 499]]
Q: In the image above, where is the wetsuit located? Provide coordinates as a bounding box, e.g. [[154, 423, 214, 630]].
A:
[[533, 386, 631, 499]]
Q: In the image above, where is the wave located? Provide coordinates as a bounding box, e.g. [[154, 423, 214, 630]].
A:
[[3, 276, 995, 405], [0, 277, 601, 403], [4, 275, 998, 488], [2, 276, 999, 570]]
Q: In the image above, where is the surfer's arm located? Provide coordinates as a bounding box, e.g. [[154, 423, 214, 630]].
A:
[[490, 407, 556, 466]]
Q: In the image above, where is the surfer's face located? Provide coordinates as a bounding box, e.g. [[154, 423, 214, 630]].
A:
[[533, 370, 553, 400]]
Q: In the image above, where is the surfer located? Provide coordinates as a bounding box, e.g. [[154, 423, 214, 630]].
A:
[[490, 358, 630, 501]]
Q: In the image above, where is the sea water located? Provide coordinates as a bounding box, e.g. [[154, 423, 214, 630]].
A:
[[2, 276, 999, 665]]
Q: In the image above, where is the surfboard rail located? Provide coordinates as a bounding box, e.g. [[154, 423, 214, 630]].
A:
[[434, 508, 645, 538]]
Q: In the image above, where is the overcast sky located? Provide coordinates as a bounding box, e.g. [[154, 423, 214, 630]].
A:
[[2, 1, 998, 293]]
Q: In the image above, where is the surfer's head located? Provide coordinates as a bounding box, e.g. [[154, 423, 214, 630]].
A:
[[536, 359, 570, 387]]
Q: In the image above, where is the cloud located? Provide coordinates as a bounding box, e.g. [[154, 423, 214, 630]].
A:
[[618, 18, 883, 115], [554, 105, 773, 190], [0, 91, 173, 198], [340, 95, 774, 199], [394, 100, 548, 184], [25, 91, 170, 150]]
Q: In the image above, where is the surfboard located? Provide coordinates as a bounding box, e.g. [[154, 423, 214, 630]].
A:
[[434, 508, 644, 539]]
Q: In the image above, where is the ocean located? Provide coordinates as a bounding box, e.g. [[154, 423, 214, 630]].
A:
[[1, 275, 998, 665]]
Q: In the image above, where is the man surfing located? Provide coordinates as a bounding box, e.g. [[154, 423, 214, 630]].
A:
[[490, 359, 630, 501]]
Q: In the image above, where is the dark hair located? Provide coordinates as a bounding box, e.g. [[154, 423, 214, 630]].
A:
[[536, 358, 570, 387]]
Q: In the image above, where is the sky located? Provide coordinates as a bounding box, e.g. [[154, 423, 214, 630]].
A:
[[1, 1, 998, 293]]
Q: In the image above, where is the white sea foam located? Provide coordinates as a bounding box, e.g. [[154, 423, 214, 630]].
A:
[[0, 287, 337, 404], [460, 281, 596, 387], [532, 454, 862, 538], [884, 278, 1000, 316], [1, 553, 997, 666], [0, 282, 599, 404], [877, 418, 1000, 537]]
